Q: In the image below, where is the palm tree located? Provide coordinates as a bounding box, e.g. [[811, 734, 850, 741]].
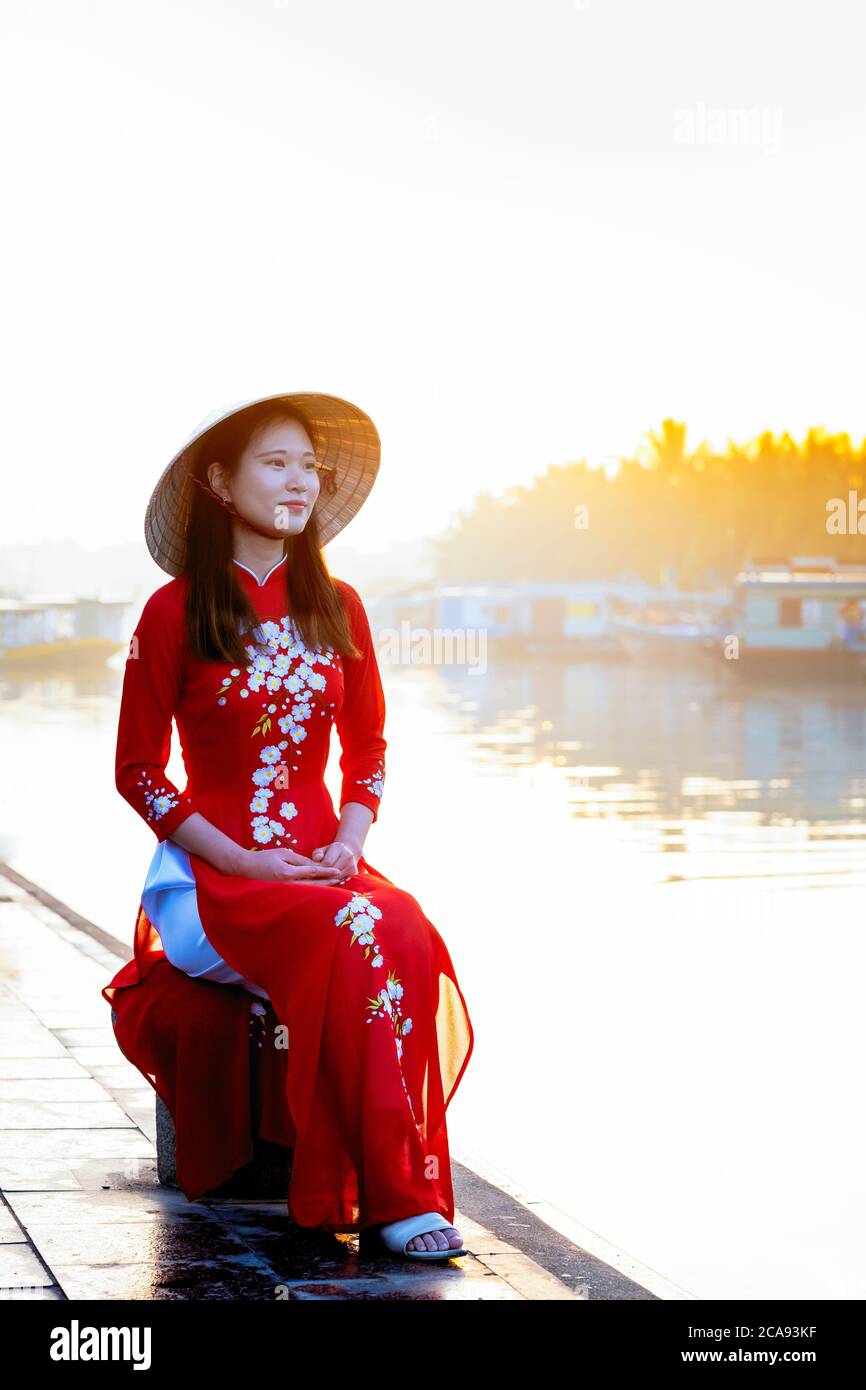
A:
[[640, 418, 708, 476]]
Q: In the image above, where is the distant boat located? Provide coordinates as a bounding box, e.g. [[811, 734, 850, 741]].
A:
[[0, 594, 132, 666], [611, 614, 717, 663], [707, 557, 866, 679], [609, 587, 726, 665]]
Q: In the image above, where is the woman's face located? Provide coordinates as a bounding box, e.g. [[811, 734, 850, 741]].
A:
[[209, 417, 321, 536]]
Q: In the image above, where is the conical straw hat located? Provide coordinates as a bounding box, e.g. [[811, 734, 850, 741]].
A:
[[144, 390, 381, 577]]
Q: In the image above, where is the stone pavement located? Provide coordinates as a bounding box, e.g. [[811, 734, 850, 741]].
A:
[[0, 863, 683, 1301]]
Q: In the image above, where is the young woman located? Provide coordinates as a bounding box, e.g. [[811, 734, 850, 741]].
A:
[[101, 392, 475, 1261]]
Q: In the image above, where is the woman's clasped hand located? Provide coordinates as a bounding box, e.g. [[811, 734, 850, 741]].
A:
[[238, 841, 359, 884]]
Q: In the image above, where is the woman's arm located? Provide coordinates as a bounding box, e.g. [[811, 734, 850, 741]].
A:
[[116, 583, 251, 874], [334, 581, 387, 840], [115, 583, 203, 842], [164, 811, 251, 875], [309, 583, 384, 872], [169, 810, 344, 881], [333, 801, 374, 859]]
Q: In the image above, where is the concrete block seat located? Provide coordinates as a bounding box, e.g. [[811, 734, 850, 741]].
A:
[[109, 961, 295, 1202], [155, 1092, 293, 1199]]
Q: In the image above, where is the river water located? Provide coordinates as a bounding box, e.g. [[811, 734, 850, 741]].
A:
[[1, 647, 864, 1299]]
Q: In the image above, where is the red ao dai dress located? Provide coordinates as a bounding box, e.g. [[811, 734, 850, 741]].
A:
[[102, 555, 475, 1231]]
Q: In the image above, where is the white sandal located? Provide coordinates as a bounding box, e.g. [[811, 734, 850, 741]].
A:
[[378, 1211, 468, 1260]]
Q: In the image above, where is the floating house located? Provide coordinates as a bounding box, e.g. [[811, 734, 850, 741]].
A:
[[715, 556, 866, 676], [368, 581, 624, 655]]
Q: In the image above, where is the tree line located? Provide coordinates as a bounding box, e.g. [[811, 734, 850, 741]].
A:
[[430, 421, 866, 588]]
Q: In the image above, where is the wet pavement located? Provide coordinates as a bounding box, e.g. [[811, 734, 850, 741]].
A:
[[0, 863, 670, 1301]]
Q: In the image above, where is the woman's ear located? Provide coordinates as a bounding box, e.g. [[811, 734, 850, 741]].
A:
[[207, 459, 229, 501]]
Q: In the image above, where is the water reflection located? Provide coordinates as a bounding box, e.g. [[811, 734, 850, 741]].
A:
[[430, 657, 866, 885], [0, 655, 125, 709], [2, 649, 864, 1299]]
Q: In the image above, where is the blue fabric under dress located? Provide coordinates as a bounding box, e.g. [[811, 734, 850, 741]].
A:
[[141, 839, 270, 1001]]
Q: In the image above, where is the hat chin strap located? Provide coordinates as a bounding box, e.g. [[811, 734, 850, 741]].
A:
[[186, 468, 285, 542], [228, 503, 285, 542]]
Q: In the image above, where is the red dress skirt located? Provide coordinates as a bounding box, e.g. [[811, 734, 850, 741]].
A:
[[102, 557, 475, 1232]]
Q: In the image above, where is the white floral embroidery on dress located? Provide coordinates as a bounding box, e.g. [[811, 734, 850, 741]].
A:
[[356, 756, 385, 801], [333, 894, 420, 1133], [214, 614, 336, 850], [135, 769, 180, 823]]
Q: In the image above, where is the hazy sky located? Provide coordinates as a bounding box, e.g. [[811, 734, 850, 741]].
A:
[[3, 0, 864, 559]]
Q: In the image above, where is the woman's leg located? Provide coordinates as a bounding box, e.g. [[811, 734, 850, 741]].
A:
[[189, 861, 474, 1235], [286, 881, 461, 1234]]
